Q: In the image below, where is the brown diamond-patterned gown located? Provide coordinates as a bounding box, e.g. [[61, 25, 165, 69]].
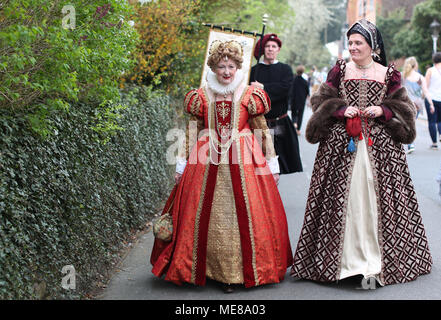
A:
[[291, 60, 432, 285]]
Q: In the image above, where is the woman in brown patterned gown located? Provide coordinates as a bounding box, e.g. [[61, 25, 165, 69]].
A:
[[291, 19, 432, 288], [151, 40, 293, 293]]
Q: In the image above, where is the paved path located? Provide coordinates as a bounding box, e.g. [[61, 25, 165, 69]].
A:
[[98, 107, 441, 300]]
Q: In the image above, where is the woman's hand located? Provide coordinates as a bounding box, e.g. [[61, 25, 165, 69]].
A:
[[362, 106, 384, 118], [273, 173, 280, 185], [430, 104, 435, 114], [251, 81, 264, 89], [174, 173, 182, 185], [344, 106, 360, 118]]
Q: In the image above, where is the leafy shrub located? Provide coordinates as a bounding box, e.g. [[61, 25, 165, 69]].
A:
[[125, 0, 206, 93], [0, 85, 175, 299], [0, 0, 139, 137]]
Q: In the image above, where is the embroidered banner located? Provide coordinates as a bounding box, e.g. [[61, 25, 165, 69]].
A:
[[200, 29, 256, 89]]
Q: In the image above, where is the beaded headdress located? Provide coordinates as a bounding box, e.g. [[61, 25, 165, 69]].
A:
[[347, 19, 387, 66]]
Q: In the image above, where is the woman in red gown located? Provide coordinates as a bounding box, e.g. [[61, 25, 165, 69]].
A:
[[150, 40, 293, 293]]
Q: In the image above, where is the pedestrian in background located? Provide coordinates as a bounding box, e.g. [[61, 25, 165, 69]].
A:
[[425, 52, 441, 149], [250, 33, 303, 174], [292, 19, 432, 288], [402, 56, 434, 153], [320, 66, 328, 86], [301, 69, 309, 82], [289, 65, 310, 135], [310, 65, 322, 95]]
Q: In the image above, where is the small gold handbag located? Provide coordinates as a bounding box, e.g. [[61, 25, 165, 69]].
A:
[[152, 185, 177, 242], [153, 213, 173, 242]]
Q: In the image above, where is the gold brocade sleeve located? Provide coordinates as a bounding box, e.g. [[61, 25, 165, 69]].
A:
[[248, 115, 276, 160], [178, 115, 205, 160], [247, 88, 271, 116]]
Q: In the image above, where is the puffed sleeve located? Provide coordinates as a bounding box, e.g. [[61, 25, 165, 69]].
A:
[[386, 68, 403, 96], [381, 68, 417, 143], [176, 89, 205, 173], [184, 89, 204, 118], [325, 63, 342, 89], [247, 87, 271, 117], [378, 67, 402, 123]]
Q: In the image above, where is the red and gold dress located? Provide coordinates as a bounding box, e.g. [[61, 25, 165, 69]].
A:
[[151, 81, 293, 288]]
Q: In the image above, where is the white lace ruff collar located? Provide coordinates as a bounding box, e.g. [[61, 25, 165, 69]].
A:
[[206, 69, 244, 96]]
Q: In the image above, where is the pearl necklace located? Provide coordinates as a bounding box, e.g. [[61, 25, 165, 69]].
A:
[[355, 59, 374, 69], [207, 94, 236, 165], [355, 59, 374, 79]]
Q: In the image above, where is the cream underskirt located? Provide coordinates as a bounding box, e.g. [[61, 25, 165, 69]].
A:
[[339, 138, 383, 285]]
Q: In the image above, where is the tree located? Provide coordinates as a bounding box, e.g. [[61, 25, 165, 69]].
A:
[[409, 0, 441, 68], [376, 9, 407, 61], [201, 0, 294, 36], [377, 0, 441, 69], [280, 0, 333, 68], [125, 0, 206, 92], [321, 0, 347, 44], [125, 0, 295, 93]]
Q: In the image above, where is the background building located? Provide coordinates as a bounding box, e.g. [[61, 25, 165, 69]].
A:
[[347, 0, 379, 26], [347, 0, 425, 26], [380, 0, 426, 21]]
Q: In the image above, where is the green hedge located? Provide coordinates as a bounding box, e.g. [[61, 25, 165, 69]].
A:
[[0, 85, 175, 299]]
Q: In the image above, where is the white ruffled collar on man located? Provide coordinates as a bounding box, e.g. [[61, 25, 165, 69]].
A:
[[206, 69, 244, 96]]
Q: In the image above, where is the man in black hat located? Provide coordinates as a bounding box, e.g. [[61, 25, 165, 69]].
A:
[[250, 33, 303, 174]]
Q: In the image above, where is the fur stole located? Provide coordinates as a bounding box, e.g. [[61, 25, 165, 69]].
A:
[[305, 83, 417, 144], [305, 84, 346, 144]]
